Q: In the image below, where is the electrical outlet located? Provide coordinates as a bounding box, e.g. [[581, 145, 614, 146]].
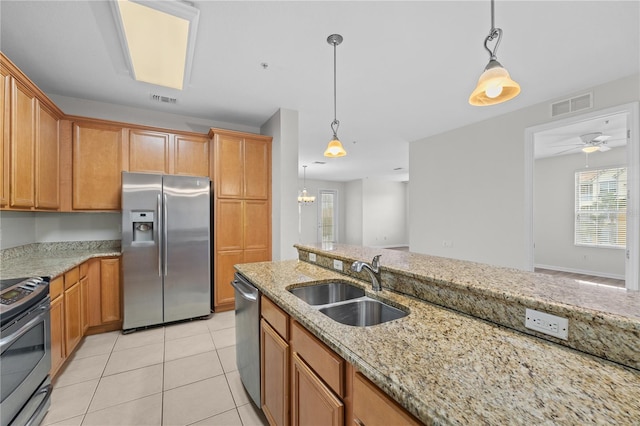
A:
[[333, 259, 343, 271], [525, 309, 569, 340], [309, 253, 317, 262], [442, 240, 453, 248]]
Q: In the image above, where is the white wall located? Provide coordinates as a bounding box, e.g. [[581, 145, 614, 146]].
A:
[[535, 147, 626, 278], [362, 179, 408, 248], [344, 180, 363, 245], [0, 212, 36, 249], [262, 109, 299, 261], [49, 94, 260, 135], [409, 73, 640, 270]]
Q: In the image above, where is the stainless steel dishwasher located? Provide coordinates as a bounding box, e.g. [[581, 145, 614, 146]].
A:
[[230, 272, 261, 407]]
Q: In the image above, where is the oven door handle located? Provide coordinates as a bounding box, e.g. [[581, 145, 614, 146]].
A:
[[0, 303, 48, 352], [24, 382, 52, 426]]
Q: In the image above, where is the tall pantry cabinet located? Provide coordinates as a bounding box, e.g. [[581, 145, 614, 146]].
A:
[[209, 128, 272, 311]]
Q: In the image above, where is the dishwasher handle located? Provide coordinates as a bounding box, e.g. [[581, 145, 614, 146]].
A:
[[231, 278, 259, 302]]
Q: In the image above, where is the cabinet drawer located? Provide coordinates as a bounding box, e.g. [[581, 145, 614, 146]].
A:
[[353, 372, 421, 426], [50, 275, 64, 300], [291, 320, 345, 398], [64, 267, 79, 289], [261, 295, 289, 339]]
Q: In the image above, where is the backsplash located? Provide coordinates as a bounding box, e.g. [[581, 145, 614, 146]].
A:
[[295, 243, 640, 371]]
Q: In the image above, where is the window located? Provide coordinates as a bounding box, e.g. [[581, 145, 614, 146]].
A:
[[575, 167, 627, 248], [318, 190, 338, 243]]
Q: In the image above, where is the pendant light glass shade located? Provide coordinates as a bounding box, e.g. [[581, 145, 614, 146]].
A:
[[324, 34, 347, 157], [469, 0, 520, 106], [469, 60, 520, 106], [324, 137, 347, 157]]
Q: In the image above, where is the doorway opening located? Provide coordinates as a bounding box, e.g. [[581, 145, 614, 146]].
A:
[[524, 102, 639, 290]]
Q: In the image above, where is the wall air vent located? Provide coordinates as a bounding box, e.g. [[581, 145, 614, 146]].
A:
[[313, 161, 326, 165], [150, 94, 178, 104], [551, 93, 592, 117]]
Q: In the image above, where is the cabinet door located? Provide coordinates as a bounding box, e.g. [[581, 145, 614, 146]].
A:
[[353, 372, 422, 426], [10, 77, 36, 208], [261, 319, 289, 426], [174, 134, 209, 177], [86, 258, 102, 327], [244, 200, 270, 252], [0, 65, 9, 207], [214, 251, 243, 310], [72, 122, 122, 210], [217, 199, 243, 251], [129, 129, 170, 174], [291, 352, 344, 426], [215, 133, 243, 198], [100, 257, 121, 323], [50, 295, 65, 377], [80, 275, 89, 335], [244, 137, 270, 199], [64, 282, 82, 357], [35, 101, 59, 209]]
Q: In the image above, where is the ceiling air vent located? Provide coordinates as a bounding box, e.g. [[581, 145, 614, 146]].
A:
[[150, 94, 178, 104], [551, 93, 592, 117]]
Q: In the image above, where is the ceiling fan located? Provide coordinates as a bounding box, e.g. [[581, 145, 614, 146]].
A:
[[555, 132, 612, 155]]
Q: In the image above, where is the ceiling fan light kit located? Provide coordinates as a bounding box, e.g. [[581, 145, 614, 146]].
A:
[[324, 34, 347, 158], [469, 0, 521, 106]]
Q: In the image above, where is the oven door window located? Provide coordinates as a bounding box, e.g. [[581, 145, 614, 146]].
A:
[[1, 321, 46, 402]]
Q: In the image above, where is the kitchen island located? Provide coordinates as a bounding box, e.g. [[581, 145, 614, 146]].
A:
[[235, 244, 640, 425]]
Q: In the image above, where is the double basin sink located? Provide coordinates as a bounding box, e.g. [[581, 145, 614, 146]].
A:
[[289, 282, 407, 326]]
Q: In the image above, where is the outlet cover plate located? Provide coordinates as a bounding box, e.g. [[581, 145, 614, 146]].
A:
[[525, 309, 569, 340], [309, 253, 317, 262], [333, 259, 343, 271]]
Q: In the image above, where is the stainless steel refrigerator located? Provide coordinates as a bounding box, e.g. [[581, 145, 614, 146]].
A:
[[122, 172, 211, 331]]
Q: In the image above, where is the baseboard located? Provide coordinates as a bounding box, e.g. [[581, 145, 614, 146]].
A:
[[534, 264, 625, 281]]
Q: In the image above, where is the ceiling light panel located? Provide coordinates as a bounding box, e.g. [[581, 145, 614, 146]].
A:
[[113, 0, 199, 90]]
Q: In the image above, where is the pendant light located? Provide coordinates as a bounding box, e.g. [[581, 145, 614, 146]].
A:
[[324, 34, 347, 157], [469, 0, 520, 106], [298, 165, 316, 204]]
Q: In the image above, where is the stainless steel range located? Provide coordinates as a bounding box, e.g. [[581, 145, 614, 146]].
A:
[[1, 276, 52, 426]]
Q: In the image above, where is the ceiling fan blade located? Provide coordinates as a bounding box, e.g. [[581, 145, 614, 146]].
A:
[[598, 145, 611, 152], [593, 134, 611, 142]]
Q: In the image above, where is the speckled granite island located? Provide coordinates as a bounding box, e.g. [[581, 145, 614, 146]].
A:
[[235, 243, 640, 425]]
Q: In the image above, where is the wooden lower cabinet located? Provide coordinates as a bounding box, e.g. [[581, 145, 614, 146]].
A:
[[50, 256, 122, 378], [64, 280, 82, 357], [259, 295, 423, 426], [261, 319, 289, 426], [291, 352, 344, 426], [49, 275, 65, 377], [352, 371, 422, 426]]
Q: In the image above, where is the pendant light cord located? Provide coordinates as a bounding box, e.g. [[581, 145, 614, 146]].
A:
[[331, 40, 340, 136]]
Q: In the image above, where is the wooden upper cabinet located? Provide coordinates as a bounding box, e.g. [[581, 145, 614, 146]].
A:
[[35, 102, 60, 209], [10, 77, 36, 208], [244, 137, 270, 199], [215, 132, 244, 198], [72, 122, 122, 210], [210, 128, 272, 199], [174, 134, 209, 177], [129, 129, 170, 174], [0, 65, 9, 207]]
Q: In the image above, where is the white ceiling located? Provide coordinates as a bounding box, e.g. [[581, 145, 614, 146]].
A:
[[1, 1, 638, 182]]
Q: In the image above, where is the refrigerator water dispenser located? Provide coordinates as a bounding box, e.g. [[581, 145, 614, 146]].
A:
[[131, 211, 154, 242]]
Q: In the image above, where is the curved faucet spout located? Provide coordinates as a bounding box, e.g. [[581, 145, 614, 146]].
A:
[[351, 255, 382, 291]]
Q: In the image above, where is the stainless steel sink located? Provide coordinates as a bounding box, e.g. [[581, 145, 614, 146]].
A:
[[318, 298, 407, 327], [289, 282, 365, 305]]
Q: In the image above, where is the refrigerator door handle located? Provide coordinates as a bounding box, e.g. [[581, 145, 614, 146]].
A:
[[163, 193, 168, 276], [157, 194, 162, 277]]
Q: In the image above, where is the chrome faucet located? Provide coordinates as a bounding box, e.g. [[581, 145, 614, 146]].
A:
[[351, 255, 382, 291]]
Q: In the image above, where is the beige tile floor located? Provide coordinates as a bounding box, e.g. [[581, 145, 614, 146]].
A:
[[42, 311, 269, 426]]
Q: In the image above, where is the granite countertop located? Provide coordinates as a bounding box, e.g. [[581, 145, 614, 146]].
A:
[[236, 259, 640, 425], [0, 241, 122, 279]]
